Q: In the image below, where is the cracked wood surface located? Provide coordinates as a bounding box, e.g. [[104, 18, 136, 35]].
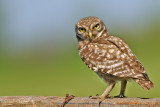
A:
[[0, 96, 159, 107]]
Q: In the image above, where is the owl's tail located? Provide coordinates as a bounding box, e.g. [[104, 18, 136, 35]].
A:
[[134, 79, 154, 90]]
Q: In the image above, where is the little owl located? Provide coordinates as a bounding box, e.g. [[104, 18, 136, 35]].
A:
[[75, 16, 154, 101]]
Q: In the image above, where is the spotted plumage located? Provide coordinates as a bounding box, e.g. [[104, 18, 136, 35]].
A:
[[75, 16, 154, 100]]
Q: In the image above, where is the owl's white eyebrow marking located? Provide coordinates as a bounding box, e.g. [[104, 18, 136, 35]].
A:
[[97, 26, 105, 38]]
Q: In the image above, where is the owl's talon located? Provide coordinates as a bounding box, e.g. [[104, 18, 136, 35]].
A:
[[107, 94, 112, 98], [114, 94, 126, 98], [90, 96, 101, 99], [89, 96, 92, 98], [90, 94, 111, 100]]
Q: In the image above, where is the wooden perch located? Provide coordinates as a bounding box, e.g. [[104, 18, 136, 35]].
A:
[[0, 96, 159, 107]]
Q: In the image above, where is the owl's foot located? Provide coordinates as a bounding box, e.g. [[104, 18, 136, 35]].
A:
[[89, 94, 112, 100], [114, 94, 126, 98], [90, 94, 112, 105]]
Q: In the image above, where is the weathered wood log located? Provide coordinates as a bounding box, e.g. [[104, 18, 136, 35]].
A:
[[0, 96, 159, 107]]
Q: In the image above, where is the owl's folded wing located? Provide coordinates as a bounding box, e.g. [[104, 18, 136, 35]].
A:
[[106, 36, 148, 79]]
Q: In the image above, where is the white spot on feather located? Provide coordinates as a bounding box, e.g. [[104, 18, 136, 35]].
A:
[[98, 65, 106, 69], [119, 75, 124, 77], [121, 47, 125, 50], [119, 42, 122, 45], [113, 71, 122, 75], [113, 38, 118, 41], [131, 69, 135, 74], [106, 61, 123, 69], [135, 74, 143, 78], [106, 70, 112, 74], [116, 50, 121, 55], [107, 59, 118, 64], [122, 70, 128, 73], [121, 54, 125, 58], [93, 67, 98, 72], [90, 60, 96, 65], [94, 50, 97, 53], [79, 46, 86, 54], [109, 49, 114, 53], [107, 53, 111, 58]]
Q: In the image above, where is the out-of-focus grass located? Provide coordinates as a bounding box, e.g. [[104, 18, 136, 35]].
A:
[[0, 30, 160, 98], [0, 22, 160, 98]]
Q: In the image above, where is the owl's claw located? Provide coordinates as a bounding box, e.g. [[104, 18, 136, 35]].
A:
[[89, 94, 101, 98], [90, 94, 112, 100], [114, 94, 126, 98], [90, 94, 112, 106], [90, 95, 106, 104]]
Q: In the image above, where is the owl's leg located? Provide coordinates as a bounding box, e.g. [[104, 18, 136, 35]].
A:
[[90, 81, 115, 101], [114, 80, 127, 98]]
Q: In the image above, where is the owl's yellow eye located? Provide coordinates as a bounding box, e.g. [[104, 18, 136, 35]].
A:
[[79, 27, 85, 32], [93, 24, 100, 29]]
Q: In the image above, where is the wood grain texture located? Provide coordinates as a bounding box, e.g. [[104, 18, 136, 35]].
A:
[[0, 96, 159, 107]]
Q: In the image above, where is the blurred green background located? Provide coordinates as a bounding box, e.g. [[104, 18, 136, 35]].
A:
[[0, 0, 160, 98]]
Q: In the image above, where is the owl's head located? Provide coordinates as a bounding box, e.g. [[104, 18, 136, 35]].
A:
[[75, 17, 107, 42]]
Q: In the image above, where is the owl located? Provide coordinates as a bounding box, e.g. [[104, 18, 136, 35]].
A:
[[75, 16, 154, 101]]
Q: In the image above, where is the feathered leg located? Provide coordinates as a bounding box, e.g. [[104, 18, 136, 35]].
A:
[[91, 81, 115, 101]]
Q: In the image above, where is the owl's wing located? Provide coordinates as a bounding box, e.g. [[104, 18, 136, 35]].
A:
[[106, 36, 148, 79]]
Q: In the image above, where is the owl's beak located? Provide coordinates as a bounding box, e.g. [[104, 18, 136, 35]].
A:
[[88, 31, 92, 39]]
